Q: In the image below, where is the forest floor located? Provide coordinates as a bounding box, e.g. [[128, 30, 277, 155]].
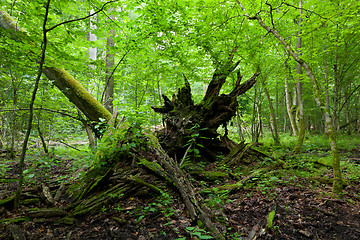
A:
[[0, 141, 360, 240]]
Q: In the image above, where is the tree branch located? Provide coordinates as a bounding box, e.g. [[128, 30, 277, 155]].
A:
[[46, 0, 118, 32], [0, 107, 79, 120], [100, 49, 131, 104]]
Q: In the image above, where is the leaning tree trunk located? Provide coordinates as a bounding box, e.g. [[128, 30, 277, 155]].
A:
[[152, 47, 259, 161], [0, 9, 112, 123]]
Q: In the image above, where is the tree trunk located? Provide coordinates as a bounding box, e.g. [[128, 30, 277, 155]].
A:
[[293, 0, 306, 153], [0, 9, 112, 123], [261, 80, 279, 145], [284, 63, 298, 136], [152, 48, 259, 161], [104, 9, 115, 113], [324, 59, 330, 133]]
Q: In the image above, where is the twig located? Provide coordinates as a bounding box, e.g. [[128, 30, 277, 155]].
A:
[[58, 140, 81, 151], [46, 1, 118, 32], [179, 142, 193, 167], [100, 49, 130, 104], [0, 107, 79, 120], [311, 205, 339, 217]]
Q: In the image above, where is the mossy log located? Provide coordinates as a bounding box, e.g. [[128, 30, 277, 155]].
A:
[[69, 182, 138, 217], [200, 170, 264, 194], [150, 137, 225, 240], [0, 217, 30, 224], [26, 208, 67, 218], [62, 124, 227, 239]]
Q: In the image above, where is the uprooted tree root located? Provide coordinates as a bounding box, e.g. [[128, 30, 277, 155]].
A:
[[0, 123, 270, 239]]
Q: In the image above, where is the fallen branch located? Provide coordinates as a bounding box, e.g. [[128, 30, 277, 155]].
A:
[[310, 205, 338, 217], [150, 138, 225, 240], [58, 140, 81, 151]]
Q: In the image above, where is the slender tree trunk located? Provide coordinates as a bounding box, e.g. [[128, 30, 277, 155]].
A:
[[284, 62, 298, 136], [104, 9, 115, 113], [251, 85, 260, 143], [293, 0, 306, 153], [14, 0, 51, 210], [237, 2, 343, 195], [324, 60, 330, 132], [333, 27, 339, 133], [343, 83, 350, 134], [36, 114, 48, 154], [261, 80, 279, 144], [10, 72, 18, 159]]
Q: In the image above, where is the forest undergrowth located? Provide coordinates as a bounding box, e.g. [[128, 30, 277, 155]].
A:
[[0, 133, 360, 239]]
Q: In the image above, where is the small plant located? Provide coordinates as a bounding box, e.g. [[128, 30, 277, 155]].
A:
[[180, 124, 208, 167], [101, 205, 107, 213], [183, 226, 214, 239], [115, 204, 122, 212]]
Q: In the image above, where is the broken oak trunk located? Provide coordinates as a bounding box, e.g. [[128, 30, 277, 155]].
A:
[[152, 48, 259, 161]]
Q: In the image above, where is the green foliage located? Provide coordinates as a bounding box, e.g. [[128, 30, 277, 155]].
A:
[[180, 124, 209, 167], [182, 226, 214, 239], [205, 189, 231, 211], [92, 118, 108, 138], [136, 191, 176, 224]]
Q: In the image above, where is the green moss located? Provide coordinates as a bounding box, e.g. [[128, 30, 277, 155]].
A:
[[0, 195, 15, 207], [0, 216, 30, 224], [202, 182, 242, 193], [0, 9, 26, 33], [56, 217, 77, 225], [128, 176, 162, 194], [147, 133, 161, 149], [266, 205, 276, 230], [316, 157, 332, 167], [46, 66, 112, 122]]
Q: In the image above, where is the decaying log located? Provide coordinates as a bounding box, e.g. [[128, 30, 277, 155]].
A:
[[41, 183, 54, 205], [27, 208, 67, 218], [152, 47, 259, 161], [151, 137, 225, 240], [54, 182, 66, 201]]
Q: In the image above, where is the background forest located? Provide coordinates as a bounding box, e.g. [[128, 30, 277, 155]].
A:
[[0, 0, 360, 239]]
